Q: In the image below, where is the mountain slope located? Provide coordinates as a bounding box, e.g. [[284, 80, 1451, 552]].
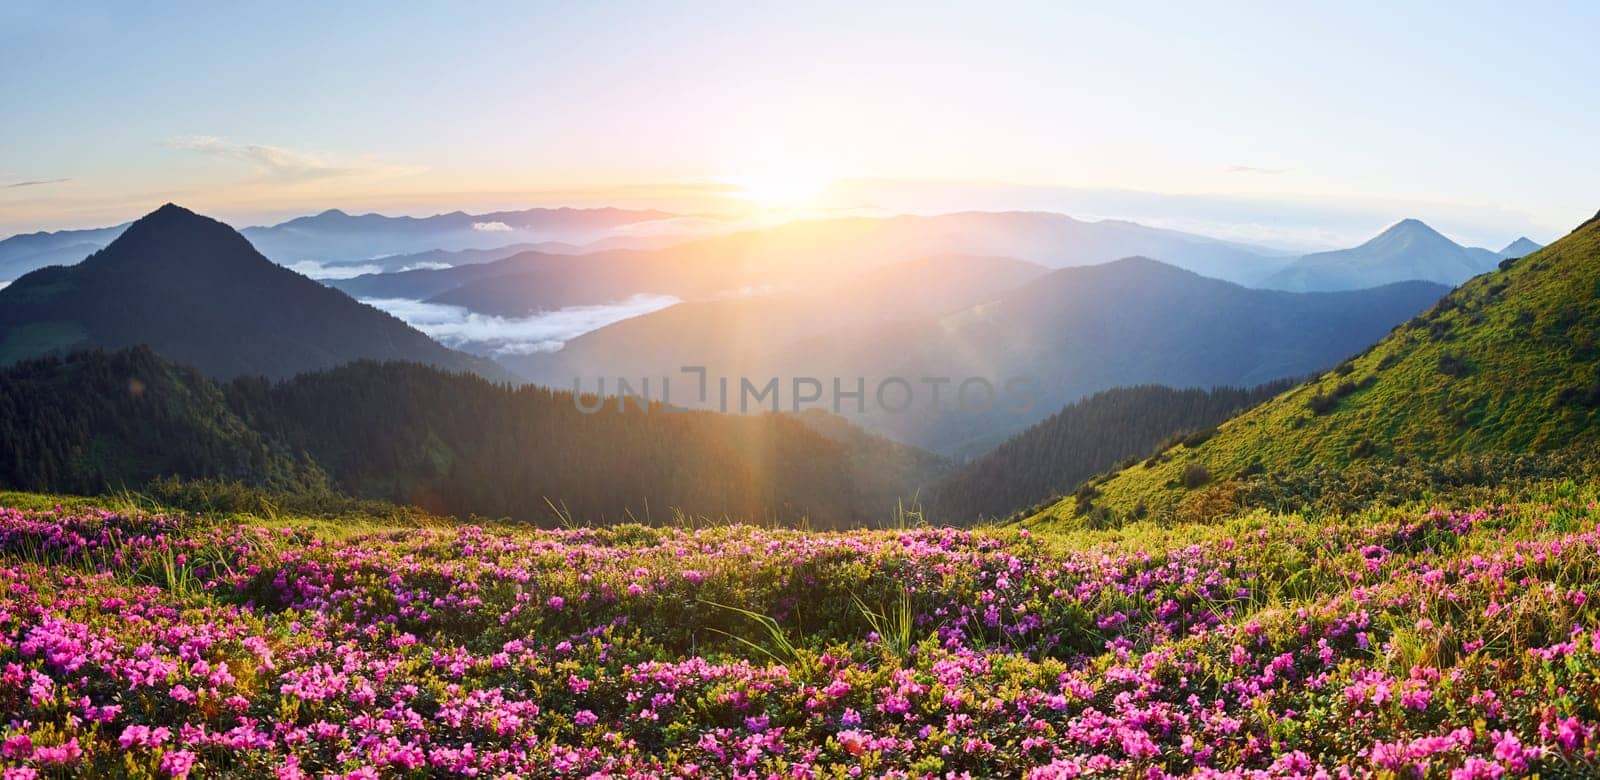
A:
[[0, 204, 511, 381], [1040, 210, 1600, 523], [1260, 219, 1503, 292], [923, 381, 1293, 523]]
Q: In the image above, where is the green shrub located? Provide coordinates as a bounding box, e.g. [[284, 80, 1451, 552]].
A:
[[1436, 353, 1471, 377]]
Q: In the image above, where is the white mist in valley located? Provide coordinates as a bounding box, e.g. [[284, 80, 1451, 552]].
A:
[[291, 260, 454, 280], [363, 293, 680, 355]]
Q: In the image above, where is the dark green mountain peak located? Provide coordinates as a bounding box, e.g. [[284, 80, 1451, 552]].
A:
[[0, 204, 511, 382], [80, 203, 270, 275]]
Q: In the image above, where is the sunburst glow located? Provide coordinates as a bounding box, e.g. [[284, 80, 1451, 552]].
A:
[[728, 168, 834, 210]]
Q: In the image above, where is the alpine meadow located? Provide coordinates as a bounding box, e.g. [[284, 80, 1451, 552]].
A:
[[4, 3, 1600, 778]]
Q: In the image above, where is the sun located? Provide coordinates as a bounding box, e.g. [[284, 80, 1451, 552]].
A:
[[728, 168, 833, 210]]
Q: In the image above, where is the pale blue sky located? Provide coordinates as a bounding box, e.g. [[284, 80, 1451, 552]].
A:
[[2, 1, 1595, 246]]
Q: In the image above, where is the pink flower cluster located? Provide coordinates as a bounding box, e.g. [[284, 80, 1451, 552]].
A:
[[0, 502, 1598, 776]]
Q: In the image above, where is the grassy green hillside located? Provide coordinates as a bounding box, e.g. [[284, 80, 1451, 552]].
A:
[[1030, 211, 1600, 526]]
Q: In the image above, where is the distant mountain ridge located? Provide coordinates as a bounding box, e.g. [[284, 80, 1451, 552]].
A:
[[348, 242, 582, 275], [0, 223, 130, 281], [1261, 219, 1538, 292], [1501, 236, 1543, 258], [6, 209, 1538, 302], [0, 206, 684, 280], [0, 204, 512, 382], [333, 211, 1295, 319], [240, 206, 679, 264], [329, 209, 1296, 295], [333, 249, 601, 303]]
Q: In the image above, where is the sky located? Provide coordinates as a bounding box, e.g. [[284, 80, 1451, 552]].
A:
[[2, 0, 1596, 248]]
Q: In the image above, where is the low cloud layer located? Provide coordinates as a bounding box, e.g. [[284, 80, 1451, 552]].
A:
[[362, 294, 680, 355], [472, 221, 513, 232], [289, 260, 452, 280]]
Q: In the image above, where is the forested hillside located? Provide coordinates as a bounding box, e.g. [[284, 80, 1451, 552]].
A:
[[224, 361, 948, 526], [925, 381, 1292, 522], [0, 348, 945, 526], [0, 348, 321, 494]]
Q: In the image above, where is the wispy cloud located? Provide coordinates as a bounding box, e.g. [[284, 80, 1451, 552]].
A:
[[1226, 165, 1287, 175], [4, 177, 71, 188], [163, 136, 422, 182], [472, 221, 513, 232]]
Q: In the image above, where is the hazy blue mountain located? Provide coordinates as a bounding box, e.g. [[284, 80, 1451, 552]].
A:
[[330, 250, 587, 301], [237, 206, 677, 264], [1500, 237, 1544, 258], [294, 241, 585, 281], [1260, 219, 1504, 292], [0, 223, 129, 280], [0, 204, 513, 382], [368, 242, 580, 269]]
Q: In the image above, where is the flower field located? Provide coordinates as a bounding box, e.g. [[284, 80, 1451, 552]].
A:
[[4, 494, 1600, 778]]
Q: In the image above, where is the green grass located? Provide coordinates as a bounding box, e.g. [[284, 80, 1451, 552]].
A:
[[0, 486, 459, 543], [1031, 219, 1600, 526]]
